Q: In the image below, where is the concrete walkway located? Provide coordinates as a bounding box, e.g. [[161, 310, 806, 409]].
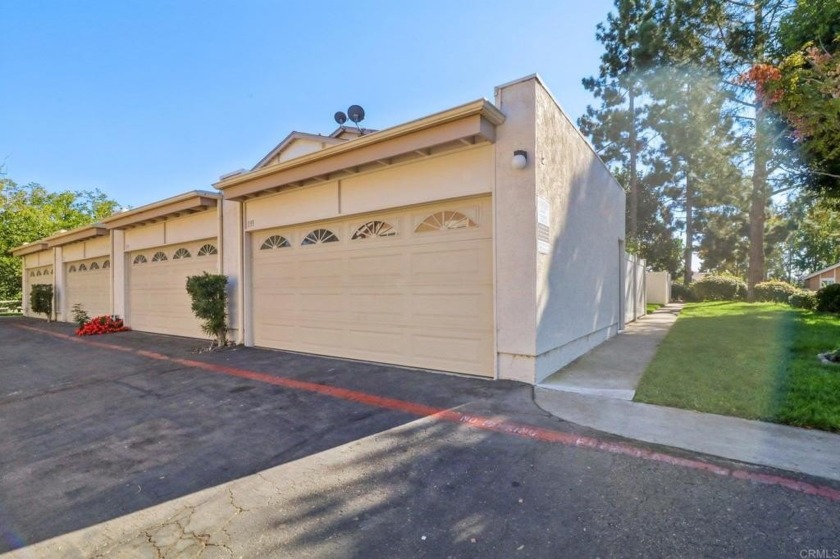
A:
[[535, 304, 840, 482]]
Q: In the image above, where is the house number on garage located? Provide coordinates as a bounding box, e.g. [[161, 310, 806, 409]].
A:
[[537, 197, 550, 255]]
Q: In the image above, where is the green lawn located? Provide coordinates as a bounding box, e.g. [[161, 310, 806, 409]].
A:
[[634, 301, 840, 432], [646, 303, 663, 313]]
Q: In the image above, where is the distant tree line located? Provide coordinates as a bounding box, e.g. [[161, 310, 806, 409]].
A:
[[580, 0, 840, 298]]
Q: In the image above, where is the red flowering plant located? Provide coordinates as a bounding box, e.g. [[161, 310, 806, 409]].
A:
[[76, 315, 130, 336]]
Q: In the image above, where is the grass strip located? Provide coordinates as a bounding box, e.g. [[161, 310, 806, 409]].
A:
[[634, 302, 791, 421]]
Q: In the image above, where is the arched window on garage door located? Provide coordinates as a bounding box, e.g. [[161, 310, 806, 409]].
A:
[[133, 255, 147, 265], [152, 251, 168, 262], [301, 229, 338, 245], [89, 262, 100, 270], [415, 211, 476, 233], [352, 221, 397, 239], [173, 248, 191, 259], [197, 244, 218, 256], [260, 235, 290, 250]]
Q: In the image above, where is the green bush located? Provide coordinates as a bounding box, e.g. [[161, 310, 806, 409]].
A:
[[670, 282, 694, 302], [186, 273, 228, 346], [816, 283, 840, 313], [691, 274, 747, 301], [789, 290, 817, 310], [29, 284, 53, 321], [71, 303, 89, 328], [754, 280, 799, 303]]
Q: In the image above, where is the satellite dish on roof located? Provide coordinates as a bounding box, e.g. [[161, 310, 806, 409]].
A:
[[347, 105, 365, 124], [334, 111, 347, 125]]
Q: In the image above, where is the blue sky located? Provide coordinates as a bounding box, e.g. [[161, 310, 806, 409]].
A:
[[1, 1, 615, 209]]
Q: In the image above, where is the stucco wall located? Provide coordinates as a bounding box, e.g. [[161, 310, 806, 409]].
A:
[[124, 211, 217, 252], [244, 147, 493, 233], [221, 200, 243, 343], [532, 80, 626, 383], [493, 78, 538, 383]]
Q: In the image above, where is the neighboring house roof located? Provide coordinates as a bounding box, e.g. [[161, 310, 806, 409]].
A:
[[251, 132, 347, 171], [215, 98, 506, 201], [801, 262, 840, 281], [100, 190, 220, 230]]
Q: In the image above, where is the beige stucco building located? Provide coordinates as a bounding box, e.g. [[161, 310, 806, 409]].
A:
[[12, 75, 626, 385]]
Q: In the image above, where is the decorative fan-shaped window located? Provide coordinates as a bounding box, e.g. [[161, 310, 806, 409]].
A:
[[133, 255, 147, 265], [197, 244, 218, 256], [152, 251, 168, 262], [36, 270, 42, 276], [68, 265, 77, 273], [79, 264, 88, 272], [49, 269, 53, 275], [89, 262, 100, 270], [260, 235, 291, 250], [173, 248, 191, 259], [29, 271, 35, 277], [352, 221, 397, 240], [103, 260, 111, 269], [415, 211, 476, 233], [302, 229, 338, 245]]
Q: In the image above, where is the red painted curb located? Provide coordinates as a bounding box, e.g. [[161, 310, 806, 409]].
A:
[[14, 323, 840, 503]]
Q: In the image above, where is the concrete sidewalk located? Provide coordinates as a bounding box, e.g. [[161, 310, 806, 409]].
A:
[[535, 305, 840, 482]]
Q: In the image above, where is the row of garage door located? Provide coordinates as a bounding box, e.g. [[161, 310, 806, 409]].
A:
[[52, 198, 494, 377]]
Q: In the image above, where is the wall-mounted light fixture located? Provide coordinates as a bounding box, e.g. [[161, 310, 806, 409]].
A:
[[511, 149, 528, 170]]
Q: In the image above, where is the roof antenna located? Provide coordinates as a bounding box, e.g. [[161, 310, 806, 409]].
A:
[[334, 105, 366, 135]]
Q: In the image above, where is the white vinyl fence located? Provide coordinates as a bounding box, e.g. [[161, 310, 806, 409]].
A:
[[624, 253, 647, 325], [645, 271, 671, 305]]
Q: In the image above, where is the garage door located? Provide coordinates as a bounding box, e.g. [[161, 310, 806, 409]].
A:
[[251, 198, 493, 377], [128, 240, 219, 338], [25, 266, 53, 315], [65, 258, 110, 318]]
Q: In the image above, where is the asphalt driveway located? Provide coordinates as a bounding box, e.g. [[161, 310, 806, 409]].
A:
[[1, 317, 839, 558]]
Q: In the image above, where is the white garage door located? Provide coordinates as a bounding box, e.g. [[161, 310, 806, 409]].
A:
[[25, 266, 53, 315], [65, 258, 110, 318], [128, 240, 219, 338], [251, 198, 493, 377]]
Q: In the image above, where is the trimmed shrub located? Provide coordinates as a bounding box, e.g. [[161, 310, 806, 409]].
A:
[[754, 280, 799, 303], [691, 274, 747, 301], [670, 282, 693, 302], [186, 272, 229, 346], [816, 283, 840, 313], [29, 284, 53, 321], [789, 290, 817, 310]]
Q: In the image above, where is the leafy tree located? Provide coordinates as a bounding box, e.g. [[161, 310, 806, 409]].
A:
[[701, 0, 804, 298], [579, 0, 664, 241], [0, 178, 121, 298]]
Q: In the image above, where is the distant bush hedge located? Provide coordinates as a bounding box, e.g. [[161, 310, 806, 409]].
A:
[[816, 284, 840, 313], [691, 274, 747, 301], [754, 280, 799, 303], [670, 282, 693, 302], [789, 290, 817, 310]]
